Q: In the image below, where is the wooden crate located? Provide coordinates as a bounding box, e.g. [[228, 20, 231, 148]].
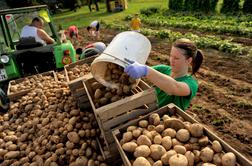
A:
[[67, 75, 93, 110], [64, 55, 97, 85], [7, 70, 57, 101], [112, 103, 252, 166], [83, 77, 157, 159]]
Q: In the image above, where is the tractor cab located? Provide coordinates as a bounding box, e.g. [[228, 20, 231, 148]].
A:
[[0, 5, 76, 83]]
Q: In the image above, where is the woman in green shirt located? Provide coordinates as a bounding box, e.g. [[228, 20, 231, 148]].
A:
[[124, 38, 204, 111]]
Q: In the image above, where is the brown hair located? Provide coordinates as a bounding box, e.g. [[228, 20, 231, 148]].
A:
[[173, 38, 203, 75]]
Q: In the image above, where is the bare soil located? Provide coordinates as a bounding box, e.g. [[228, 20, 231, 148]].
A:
[[78, 28, 252, 161]]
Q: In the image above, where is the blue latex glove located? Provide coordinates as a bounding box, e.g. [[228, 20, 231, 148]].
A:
[[124, 58, 148, 79]]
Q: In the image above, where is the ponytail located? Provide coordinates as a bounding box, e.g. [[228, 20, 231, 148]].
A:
[[192, 49, 203, 75]]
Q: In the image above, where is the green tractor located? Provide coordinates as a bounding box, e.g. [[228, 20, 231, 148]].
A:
[[0, 5, 76, 85]]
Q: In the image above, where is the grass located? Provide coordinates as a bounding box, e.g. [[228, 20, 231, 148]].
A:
[[52, 0, 166, 29]]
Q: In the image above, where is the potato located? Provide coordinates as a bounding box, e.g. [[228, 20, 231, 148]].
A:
[[67, 132, 80, 143], [189, 137, 198, 144], [172, 138, 183, 147], [193, 150, 201, 163], [127, 126, 137, 132], [212, 140, 222, 153], [123, 85, 130, 94], [213, 153, 222, 166], [162, 114, 170, 121], [132, 129, 142, 138], [164, 118, 185, 131], [123, 132, 133, 142], [153, 160, 163, 166], [169, 154, 188, 166], [149, 113, 160, 126], [153, 135, 162, 144], [198, 136, 209, 147], [189, 123, 203, 137], [185, 151, 194, 166], [174, 145, 186, 154], [162, 128, 176, 138], [200, 147, 214, 162], [202, 163, 217, 166], [103, 92, 112, 99], [122, 142, 138, 152], [150, 144, 166, 160], [176, 129, 190, 142], [4, 151, 20, 160], [221, 152, 236, 166], [161, 150, 177, 165], [111, 95, 120, 102], [147, 125, 155, 131], [161, 136, 172, 151], [99, 97, 108, 105], [133, 157, 151, 166], [137, 135, 152, 146], [94, 89, 102, 99], [134, 145, 151, 157], [155, 124, 165, 133], [139, 120, 148, 128], [91, 82, 103, 90], [146, 157, 155, 165]]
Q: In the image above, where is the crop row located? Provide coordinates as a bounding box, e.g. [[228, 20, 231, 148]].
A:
[[103, 22, 251, 56], [140, 16, 252, 38]]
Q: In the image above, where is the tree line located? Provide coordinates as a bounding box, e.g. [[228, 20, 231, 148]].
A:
[[169, 0, 252, 14]]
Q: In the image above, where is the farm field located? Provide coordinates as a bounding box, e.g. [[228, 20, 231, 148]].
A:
[[75, 20, 252, 161], [1, 0, 252, 164]]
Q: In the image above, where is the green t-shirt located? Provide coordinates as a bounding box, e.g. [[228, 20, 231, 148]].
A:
[[152, 65, 198, 111]]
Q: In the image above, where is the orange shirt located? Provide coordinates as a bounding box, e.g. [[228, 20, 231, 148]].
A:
[[131, 18, 141, 31]]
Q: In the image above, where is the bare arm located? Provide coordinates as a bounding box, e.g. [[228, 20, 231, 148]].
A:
[[37, 29, 55, 44], [145, 67, 191, 96]]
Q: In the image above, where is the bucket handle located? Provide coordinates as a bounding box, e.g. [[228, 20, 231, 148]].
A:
[[102, 52, 132, 66]]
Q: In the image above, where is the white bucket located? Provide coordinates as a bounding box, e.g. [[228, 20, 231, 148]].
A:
[[91, 31, 151, 89]]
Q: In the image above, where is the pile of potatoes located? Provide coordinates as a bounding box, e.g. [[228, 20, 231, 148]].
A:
[[104, 63, 136, 89], [120, 113, 237, 166], [56, 72, 66, 82], [67, 64, 90, 81], [0, 75, 108, 166], [91, 79, 133, 108], [9, 74, 56, 94]]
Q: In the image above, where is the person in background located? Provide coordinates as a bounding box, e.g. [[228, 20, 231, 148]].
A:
[[68, 25, 79, 44], [58, 24, 67, 43], [124, 38, 204, 111], [87, 20, 100, 40], [20, 17, 54, 45], [88, 0, 99, 12], [130, 13, 141, 32], [76, 42, 106, 59]]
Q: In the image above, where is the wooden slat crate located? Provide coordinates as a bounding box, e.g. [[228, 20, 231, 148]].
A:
[[64, 55, 97, 85], [7, 70, 57, 101], [83, 77, 158, 159], [112, 103, 252, 166], [64, 56, 97, 110], [67, 75, 93, 110]]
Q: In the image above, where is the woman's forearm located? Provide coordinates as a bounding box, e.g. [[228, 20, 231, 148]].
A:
[[145, 67, 190, 96]]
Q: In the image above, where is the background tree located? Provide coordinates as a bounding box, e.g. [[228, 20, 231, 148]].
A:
[[169, 0, 184, 11], [243, 0, 252, 14], [221, 0, 240, 14]]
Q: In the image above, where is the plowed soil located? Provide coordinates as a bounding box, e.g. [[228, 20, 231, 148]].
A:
[[77, 28, 252, 161]]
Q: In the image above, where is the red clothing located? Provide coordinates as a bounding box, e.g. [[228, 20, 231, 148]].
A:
[[68, 25, 78, 38]]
